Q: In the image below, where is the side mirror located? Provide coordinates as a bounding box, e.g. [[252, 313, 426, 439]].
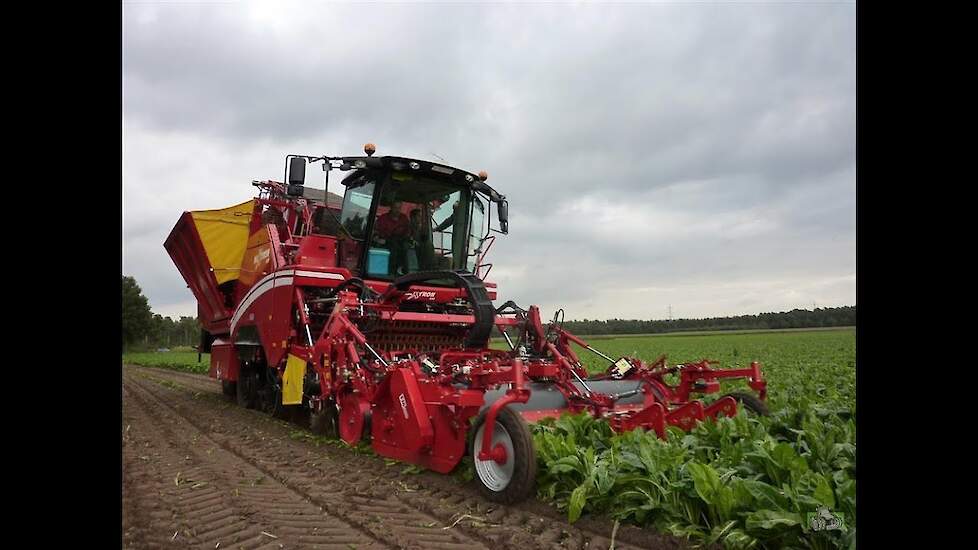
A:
[[288, 157, 307, 185], [498, 200, 509, 234], [287, 157, 306, 196]]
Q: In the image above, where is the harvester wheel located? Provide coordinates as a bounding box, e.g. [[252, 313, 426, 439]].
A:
[[221, 380, 236, 399], [469, 407, 537, 504], [310, 400, 339, 438], [724, 391, 770, 416], [236, 368, 260, 409]]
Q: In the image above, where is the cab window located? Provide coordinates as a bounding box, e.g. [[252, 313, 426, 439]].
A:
[[339, 181, 375, 239], [366, 174, 467, 279]]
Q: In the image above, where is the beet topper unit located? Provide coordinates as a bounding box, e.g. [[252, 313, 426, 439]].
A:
[[165, 144, 768, 502]]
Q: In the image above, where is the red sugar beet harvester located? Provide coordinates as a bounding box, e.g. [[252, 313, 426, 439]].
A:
[[165, 144, 768, 503]]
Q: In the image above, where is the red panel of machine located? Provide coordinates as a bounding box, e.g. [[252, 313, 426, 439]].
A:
[[383, 312, 476, 324], [364, 281, 495, 303], [295, 234, 338, 269], [267, 273, 300, 367], [372, 372, 478, 474], [420, 404, 470, 472], [210, 339, 240, 382], [236, 270, 296, 368], [291, 267, 350, 287], [373, 369, 434, 454]]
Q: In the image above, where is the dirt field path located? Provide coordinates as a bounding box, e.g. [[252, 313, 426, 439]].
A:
[[122, 365, 692, 550]]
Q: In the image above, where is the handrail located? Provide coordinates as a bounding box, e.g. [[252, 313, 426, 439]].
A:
[[474, 235, 496, 279]]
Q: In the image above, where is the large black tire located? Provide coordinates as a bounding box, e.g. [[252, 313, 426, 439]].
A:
[[723, 391, 770, 416], [468, 406, 537, 504], [221, 380, 237, 399], [236, 368, 260, 409], [310, 399, 339, 438]]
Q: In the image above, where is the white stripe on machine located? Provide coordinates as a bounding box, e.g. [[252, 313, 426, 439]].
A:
[[230, 269, 344, 333]]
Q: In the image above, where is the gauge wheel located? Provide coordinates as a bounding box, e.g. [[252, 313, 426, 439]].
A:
[[468, 406, 537, 504], [722, 391, 770, 416]]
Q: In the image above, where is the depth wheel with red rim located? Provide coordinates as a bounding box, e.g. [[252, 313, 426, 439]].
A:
[[468, 406, 537, 504], [338, 392, 371, 445], [722, 391, 770, 416]]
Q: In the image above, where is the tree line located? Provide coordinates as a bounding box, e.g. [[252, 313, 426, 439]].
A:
[[556, 306, 855, 336], [122, 275, 200, 351]]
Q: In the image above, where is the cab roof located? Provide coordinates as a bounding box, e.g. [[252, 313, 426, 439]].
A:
[[339, 155, 505, 203]]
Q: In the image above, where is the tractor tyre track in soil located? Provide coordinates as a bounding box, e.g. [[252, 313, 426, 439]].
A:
[[123, 376, 392, 550], [124, 371, 481, 550], [123, 365, 694, 550]]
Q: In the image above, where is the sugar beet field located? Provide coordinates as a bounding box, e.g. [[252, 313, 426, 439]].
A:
[[122, 328, 855, 549]]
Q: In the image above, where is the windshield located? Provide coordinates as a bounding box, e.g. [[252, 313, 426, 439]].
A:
[[341, 170, 480, 279]]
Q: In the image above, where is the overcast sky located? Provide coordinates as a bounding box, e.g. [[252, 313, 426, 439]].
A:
[[122, 1, 855, 322]]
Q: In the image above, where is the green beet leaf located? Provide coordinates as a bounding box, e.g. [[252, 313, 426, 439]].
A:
[[745, 509, 803, 531], [568, 483, 589, 523]]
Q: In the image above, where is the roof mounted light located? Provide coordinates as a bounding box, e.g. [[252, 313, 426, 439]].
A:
[[409, 161, 420, 170], [364, 143, 376, 156], [354, 159, 367, 169], [465, 174, 474, 182], [478, 170, 488, 182]]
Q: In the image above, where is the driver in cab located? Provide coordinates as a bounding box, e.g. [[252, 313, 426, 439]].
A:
[[374, 200, 412, 275]]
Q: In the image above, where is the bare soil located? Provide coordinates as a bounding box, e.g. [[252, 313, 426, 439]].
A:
[[122, 365, 697, 549]]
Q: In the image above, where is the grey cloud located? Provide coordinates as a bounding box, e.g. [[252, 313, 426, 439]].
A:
[[123, 2, 855, 321]]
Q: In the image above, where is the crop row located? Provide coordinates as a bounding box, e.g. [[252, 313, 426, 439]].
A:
[[534, 330, 856, 549]]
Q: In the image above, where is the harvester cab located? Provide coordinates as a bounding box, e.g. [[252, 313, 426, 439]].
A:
[[165, 143, 768, 504], [288, 145, 508, 283]]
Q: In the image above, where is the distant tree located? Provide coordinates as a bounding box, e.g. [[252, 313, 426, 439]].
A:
[[122, 275, 153, 351], [559, 306, 856, 336], [150, 314, 167, 347], [177, 316, 198, 347]]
